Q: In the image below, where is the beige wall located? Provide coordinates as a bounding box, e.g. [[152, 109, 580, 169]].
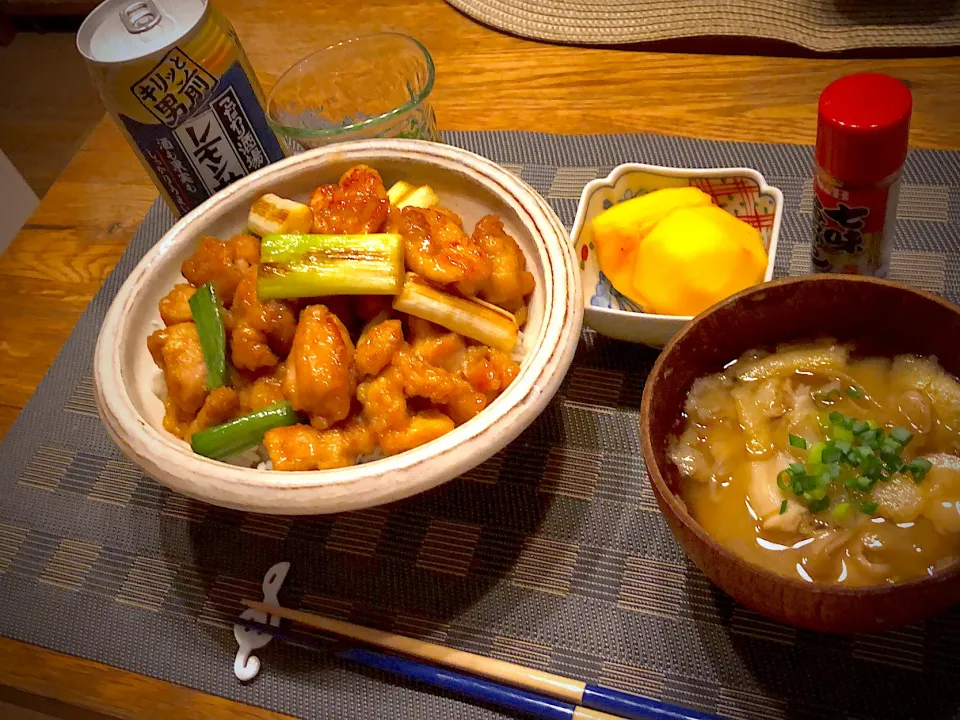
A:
[[0, 148, 39, 255]]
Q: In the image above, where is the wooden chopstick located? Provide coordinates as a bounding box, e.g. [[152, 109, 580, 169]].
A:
[[237, 616, 621, 720], [243, 600, 723, 720]]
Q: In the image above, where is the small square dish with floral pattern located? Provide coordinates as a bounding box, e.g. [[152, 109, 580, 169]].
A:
[[571, 163, 783, 348]]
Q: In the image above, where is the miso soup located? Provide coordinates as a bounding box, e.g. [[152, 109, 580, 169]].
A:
[[670, 341, 960, 586]]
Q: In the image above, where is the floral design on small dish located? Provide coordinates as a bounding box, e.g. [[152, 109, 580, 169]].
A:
[[590, 270, 645, 312]]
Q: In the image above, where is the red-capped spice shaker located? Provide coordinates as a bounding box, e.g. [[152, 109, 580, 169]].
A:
[[812, 73, 912, 277]]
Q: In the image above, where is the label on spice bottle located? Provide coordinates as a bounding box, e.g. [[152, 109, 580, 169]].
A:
[[812, 171, 899, 277]]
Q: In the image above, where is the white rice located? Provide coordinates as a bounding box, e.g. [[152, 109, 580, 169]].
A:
[[253, 446, 383, 471], [512, 329, 526, 362]]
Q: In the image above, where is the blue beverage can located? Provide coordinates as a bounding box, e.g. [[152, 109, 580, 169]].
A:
[[78, 0, 287, 217]]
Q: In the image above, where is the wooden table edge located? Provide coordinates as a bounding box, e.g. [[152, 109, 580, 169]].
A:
[[0, 637, 295, 720]]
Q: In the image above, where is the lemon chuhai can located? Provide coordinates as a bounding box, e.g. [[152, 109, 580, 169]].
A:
[[78, 0, 287, 217]]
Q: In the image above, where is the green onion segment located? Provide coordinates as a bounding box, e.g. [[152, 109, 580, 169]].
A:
[[191, 401, 299, 460], [189, 282, 227, 390]]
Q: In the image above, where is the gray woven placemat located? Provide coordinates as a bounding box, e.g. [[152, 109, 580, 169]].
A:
[[1, 131, 958, 720]]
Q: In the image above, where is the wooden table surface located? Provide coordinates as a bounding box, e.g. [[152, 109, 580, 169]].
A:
[[1, 0, 959, 716]]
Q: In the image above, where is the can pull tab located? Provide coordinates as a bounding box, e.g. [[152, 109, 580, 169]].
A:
[[119, 0, 162, 34]]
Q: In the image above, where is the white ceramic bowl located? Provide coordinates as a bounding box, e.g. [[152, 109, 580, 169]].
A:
[[94, 139, 582, 515], [570, 163, 783, 348]]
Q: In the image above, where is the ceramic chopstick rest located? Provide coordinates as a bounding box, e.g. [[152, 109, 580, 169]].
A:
[[233, 561, 290, 680]]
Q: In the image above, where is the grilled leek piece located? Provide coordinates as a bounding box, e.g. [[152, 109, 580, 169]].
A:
[[393, 273, 519, 352], [257, 234, 404, 300], [248, 193, 313, 237], [387, 181, 441, 210]]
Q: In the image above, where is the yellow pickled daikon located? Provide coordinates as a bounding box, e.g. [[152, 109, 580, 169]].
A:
[[590, 187, 767, 316]]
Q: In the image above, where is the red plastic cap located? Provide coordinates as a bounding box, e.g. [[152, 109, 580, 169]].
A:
[[815, 73, 912, 184]]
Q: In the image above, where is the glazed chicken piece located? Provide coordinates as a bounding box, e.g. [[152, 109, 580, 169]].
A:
[[357, 365, 409, 436], [355, 319, 404, 377], [282, 305, 356, 430], [228, 269, 297, 371], [408, 319, 467, 372], [182, 387, 240, 441], [237, 369, 286, 413], [442, 381, 489, 426], [306, 296, 355, 333], [471, 215, 535, 312], [309, 165, 389, 234], [440, 346, 520, 425], [383, 206, 403, 234], [460, 345, 521, 396], [390, 341, 486, 426], [181, 234, 260, 306], [263, 418, 376, 471], [380, 410, 455, 456], [403, 319, 518, 425], [158, 284, 196, 326], [399, 207, 492, 295], [392, 346, 457, 404], [392, 317, 496, 426], [147, 322, 208, 430]]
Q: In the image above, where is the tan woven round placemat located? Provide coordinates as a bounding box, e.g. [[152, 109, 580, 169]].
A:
[[447, 0, 960, 52]]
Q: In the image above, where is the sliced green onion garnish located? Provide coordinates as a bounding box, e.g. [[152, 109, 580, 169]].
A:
[[832, 425, 854, 443], [846, 386, 864, 399], [807, 442, 825, 465], [777, 470, 792, 491], [905, 457, 933, 483], [881, 438, 902, 455], [779, 499, 788, 515], [809, 496, 831, 513], [189, 282, 227, 390], [862, 430, 882, 450], [832, 502, 851, 520], [890, 427, 914, 447], [191, 401, 299, 460], [859, 500, 878, 516], [821, 445, 842, 464], [881, 452, 904, 473], [778, 410, 924, 515]]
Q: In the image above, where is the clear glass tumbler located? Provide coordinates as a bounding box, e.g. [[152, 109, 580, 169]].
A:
[[267, 33, 441, 152]]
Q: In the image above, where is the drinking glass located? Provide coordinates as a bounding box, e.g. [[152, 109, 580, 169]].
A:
[[267, 33, 441, 152]]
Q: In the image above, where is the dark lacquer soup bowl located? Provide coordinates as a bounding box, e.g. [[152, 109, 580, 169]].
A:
[[640, 275, 960, 633]]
